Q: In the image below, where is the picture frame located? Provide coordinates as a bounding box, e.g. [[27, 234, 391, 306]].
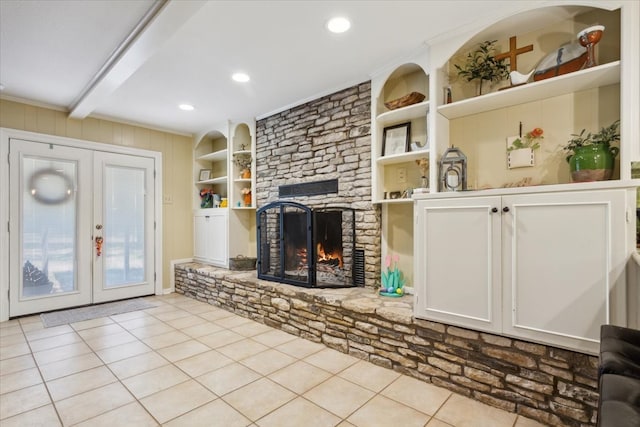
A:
[[199, 169, 211, 181], [382, 122, 411, 157]]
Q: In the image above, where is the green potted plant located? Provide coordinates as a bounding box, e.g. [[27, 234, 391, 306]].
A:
[[454, 40, 509, 96], [564, 120, 620, 182]]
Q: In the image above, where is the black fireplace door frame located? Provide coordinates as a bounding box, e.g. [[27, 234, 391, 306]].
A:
[[256, 201, 315, 287], [313, 207, 356, 287]]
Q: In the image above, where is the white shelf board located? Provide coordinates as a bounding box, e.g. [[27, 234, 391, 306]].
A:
[[377, 149, 430, 166], [375, 198, 414, 205], [197, 176, 227, 185], [377, 100, 429, 126], [438, 61, 620, 120], [234, 178, 252, 183], [232, 206, 255, 210], [197, 149, 228, 162], [232, 150, 252, 156]]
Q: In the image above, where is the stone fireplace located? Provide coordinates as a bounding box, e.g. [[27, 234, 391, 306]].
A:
[[255, 81, 380, 288]]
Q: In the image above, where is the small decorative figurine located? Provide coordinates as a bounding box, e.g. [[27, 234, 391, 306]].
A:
[[95, 236, 103, 257], [380, 254, 405, 297]]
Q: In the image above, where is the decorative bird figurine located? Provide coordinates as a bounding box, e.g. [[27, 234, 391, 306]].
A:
[[509, 68, 535, 85]]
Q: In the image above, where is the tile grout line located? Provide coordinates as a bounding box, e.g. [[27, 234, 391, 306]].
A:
[[15, 317, 64, 426]]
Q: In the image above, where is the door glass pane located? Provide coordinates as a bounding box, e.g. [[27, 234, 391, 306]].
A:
[[22, 157, 77, 297], [104, 166, 145, 287]]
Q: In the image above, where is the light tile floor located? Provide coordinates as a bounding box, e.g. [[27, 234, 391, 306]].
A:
[[0, 293, 548, 426]]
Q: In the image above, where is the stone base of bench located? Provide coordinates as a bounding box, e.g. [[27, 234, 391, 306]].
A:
[[175, 262, 600, 426]]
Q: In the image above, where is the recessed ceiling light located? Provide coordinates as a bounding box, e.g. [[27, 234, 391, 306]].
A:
[[178, 104, 194, 111], [232, 72, 250, 83], [327, 16, 351, 34]]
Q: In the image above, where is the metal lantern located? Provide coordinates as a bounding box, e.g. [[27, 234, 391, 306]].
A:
[[438, 145, 467, 191]]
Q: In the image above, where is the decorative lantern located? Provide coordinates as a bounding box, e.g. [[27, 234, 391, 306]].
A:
[[438, 146, 467, 191]]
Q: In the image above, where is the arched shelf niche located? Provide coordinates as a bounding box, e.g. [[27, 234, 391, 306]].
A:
[[438, 3, 620, 104], [433, 2, 622, 189], [230, 121, 255, 209], [377, 63, 429, 117], [194, 129, 228, 209], [232, 123, 251, 152]]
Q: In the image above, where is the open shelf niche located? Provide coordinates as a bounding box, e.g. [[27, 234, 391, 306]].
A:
[[371, 52, 430, 289], [432, 4, 623, 191], [228, 121, 257, 260], [194, 129, 228, 210]]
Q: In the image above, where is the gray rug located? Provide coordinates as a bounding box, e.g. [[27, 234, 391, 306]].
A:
[[40, 298, 156, 328]]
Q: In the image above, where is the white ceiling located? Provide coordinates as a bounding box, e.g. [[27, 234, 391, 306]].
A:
[[0, 0, 540, 136]]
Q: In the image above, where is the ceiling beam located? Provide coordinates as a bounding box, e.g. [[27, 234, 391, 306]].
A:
[[69, 0, 206, 119]]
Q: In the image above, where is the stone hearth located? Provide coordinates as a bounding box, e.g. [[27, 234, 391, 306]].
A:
[[175, 262, 600, 427]]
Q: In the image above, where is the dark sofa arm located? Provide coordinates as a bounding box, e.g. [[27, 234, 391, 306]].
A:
[[599, 325, 640, 380], [597, 374, 640, 427]]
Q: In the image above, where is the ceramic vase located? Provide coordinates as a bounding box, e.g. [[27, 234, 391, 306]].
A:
[[567, 143, 618, 182]]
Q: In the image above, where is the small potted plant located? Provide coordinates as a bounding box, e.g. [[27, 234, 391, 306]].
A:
[[454, 40, 509, 96], [564, 120, 620, 182]]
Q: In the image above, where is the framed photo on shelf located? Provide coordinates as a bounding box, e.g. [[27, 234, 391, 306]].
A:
[[382, 122, 411, 156], [199, 169, 211, 181]]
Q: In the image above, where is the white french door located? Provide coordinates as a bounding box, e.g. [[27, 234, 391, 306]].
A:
[[92, 152, 155, 303], [9, 139, 156, 317]]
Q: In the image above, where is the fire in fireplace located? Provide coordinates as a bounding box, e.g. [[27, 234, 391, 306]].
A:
[[256, 201, 362, 288]]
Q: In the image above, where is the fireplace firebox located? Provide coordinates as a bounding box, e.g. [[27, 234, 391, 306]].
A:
[[257, 201, 362, 288]]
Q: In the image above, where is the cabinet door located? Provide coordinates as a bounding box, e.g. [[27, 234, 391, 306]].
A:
[[194, 210, 228, 267], [502, 190, 627, 354], [207, 211, 228, 266], [414, 196, 502, 333], [194, 214, 209, 261]]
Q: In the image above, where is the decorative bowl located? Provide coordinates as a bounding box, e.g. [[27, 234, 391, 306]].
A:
[[384, 92, 426, 110]]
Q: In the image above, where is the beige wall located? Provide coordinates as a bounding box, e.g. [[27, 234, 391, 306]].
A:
[[0, 99, 193, 290]]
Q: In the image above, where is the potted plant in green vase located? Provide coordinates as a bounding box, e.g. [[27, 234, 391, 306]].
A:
[[454, 40, 509, 96], [564, 120, 620, 182]]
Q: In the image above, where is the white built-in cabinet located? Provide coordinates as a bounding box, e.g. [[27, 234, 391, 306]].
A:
[[194, 209, 228, 265], [415, 187, 631, 354], [408, 1, 639, 354], [193, 121, 257, 268]]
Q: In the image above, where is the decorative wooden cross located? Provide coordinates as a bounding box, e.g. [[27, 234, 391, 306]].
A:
[[495, 36, 534, 72]]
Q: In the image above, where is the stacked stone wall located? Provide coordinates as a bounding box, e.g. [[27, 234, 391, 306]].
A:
[[176, 264, 599, 427], [255, 82, 380, 288]]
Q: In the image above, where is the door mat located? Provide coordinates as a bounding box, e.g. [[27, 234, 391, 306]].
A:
[[40, 298, 156, 328]]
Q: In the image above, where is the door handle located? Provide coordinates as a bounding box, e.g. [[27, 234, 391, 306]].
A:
[[95, 236, 104, 257], [491, 207, 498, 213], [503, 206, 510, 213]]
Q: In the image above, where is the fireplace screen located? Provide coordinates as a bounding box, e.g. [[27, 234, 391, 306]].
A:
[[257, 201, 358, 288]]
